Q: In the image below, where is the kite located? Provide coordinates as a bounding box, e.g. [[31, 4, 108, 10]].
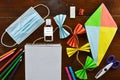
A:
[[85, 3, 118, 66]]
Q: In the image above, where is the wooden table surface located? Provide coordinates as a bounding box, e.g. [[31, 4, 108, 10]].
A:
[[0, 0, 120, 80]]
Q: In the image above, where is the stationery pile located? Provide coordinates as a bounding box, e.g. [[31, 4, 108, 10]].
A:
[[0, 48, 24, 80]]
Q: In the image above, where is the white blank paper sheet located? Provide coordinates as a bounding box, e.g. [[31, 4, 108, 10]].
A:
[[25, 44, 62, 80]]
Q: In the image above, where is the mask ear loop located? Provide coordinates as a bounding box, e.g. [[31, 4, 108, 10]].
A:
[[1, 31, 17, 47], [33, 4, 50, 19], [32, 4, 50, 44], [1, 4, 50, 47]]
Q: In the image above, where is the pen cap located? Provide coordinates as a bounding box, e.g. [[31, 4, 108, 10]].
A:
[[46, 19, 51, 25]]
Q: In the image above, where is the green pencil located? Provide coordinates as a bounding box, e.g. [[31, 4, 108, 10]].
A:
[[0, 50, 24, 78], [1, 57, 21, 80]]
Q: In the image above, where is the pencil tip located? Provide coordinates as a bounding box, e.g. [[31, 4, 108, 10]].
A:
[[13, 48, 17, 50], [20, 48, 23, 51], [22, 50, 25, 52], [20, 58, 23, 62]]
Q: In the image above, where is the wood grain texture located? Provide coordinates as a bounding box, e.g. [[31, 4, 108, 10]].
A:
[[0, 0, 120, 80]]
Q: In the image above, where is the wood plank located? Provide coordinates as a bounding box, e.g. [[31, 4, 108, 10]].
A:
[[0, 0, 120, 80], [0, 0, 120, 17]]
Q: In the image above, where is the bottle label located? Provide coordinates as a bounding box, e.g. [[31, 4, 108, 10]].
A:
[[44, 27, 53, 36], [44, 26, 53, 42]]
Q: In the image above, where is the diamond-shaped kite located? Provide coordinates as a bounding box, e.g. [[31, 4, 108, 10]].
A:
[[85, 3, 118, 66]]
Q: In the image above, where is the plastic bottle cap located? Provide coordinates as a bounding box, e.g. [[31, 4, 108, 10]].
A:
[[46, 19, 51, 25]]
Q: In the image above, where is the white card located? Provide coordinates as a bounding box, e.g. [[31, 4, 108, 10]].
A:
[[25, 44, 62, 80]]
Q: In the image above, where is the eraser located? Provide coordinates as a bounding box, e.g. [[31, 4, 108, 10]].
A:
[[70, 6, 76, 18], [79, 8, 85, 16]]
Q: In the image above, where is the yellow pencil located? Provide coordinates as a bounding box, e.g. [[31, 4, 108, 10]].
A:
[[0, 48, 17, 59]]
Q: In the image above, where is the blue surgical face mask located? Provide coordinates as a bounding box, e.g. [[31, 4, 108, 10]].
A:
[[1, 4, 50, 47]]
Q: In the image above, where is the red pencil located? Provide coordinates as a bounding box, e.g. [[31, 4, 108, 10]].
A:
[[0, 48, 23, 72]]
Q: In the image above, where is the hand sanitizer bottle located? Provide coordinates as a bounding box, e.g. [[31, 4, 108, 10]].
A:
[[44, 19, 53, 42]]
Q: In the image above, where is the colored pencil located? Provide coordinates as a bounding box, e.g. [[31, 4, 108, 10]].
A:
[[69, 66, 76, 80], [1, 57, 21, 80], [0, 48, 16, 59], [0, 50, 24, 78], [0, 52, 14, 62], [65, 67, 72, 80], [8, 59, 21, 80], [0, 49, 23, 73]]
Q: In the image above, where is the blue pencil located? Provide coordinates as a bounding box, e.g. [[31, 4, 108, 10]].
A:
[[1, 57, 21, 80], [69, 66, 76, 80]]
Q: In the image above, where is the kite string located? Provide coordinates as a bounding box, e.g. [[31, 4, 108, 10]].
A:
[[76, 51, 84, 67], [63, 25, 73, 34], [32, 25, 73, 44], [64, 24, 80, 48], [32, 37, 44, 44], [76, 52, 94, 71]]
